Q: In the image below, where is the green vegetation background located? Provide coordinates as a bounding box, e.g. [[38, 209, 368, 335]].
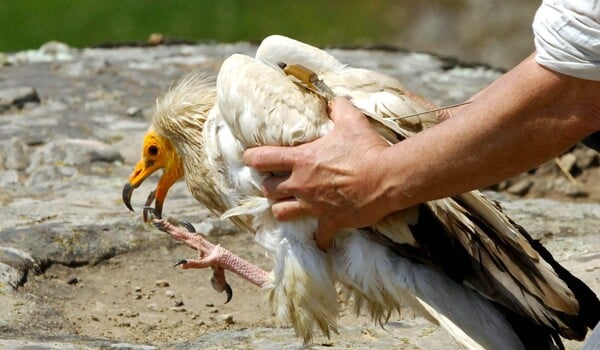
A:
[[0, 0, 400, 52]]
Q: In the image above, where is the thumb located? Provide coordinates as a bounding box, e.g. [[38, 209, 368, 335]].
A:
[[327, 97, 367, 124]]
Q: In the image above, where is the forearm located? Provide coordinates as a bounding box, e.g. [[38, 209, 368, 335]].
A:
[[379, 54, 600, 212]]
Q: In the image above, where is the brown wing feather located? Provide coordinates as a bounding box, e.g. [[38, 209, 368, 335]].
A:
[[373, 193, 598, 340]]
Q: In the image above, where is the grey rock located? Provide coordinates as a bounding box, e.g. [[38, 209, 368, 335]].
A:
[[0, 86, 40, 112], [505, 179, 533, 196], [552, 177, 586, 198], [147, 303, 160, 312], [221, 314, 234, 325], [24, 165, 76, 187], [0, 247, 36, 291], [486, 192, 600, 242], [0, 52, 8, 66], [0, 170, 20, 186], [0, 221, 156, 290], [169, 324, 458, 350], [27, 139, 123, 170], [155, 280, 170, 287], [59, 59, 109, 77], [0, 338, 158, 350], [0, 263, 26, 292], [196, 217, 239, 236], [67, 276, 80, 285], [559, 153, 578, 173], [3, 138, 30, 170], [9, 41, 75, 64], [574, 147, 599, 170], [126, 106, 144, 118]]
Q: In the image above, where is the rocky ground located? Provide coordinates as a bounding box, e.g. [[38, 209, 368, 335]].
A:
[[0, 41, 598, 349]]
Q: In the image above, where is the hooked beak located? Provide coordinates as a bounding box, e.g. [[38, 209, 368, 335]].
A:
[[123, 159, 182, 221], [123, 157, 166, 218], [122, 183, 136, 212]]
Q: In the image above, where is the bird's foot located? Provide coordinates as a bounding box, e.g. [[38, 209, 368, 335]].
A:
[[154, 218, 270, 289], [153, 218, 205, 246], [158, 218, 234, 303], [174, 259, 233, 303], [152, 216, 193, 237]]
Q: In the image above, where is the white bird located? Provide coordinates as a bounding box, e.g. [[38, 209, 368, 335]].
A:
[[123, 35, 599, 349]]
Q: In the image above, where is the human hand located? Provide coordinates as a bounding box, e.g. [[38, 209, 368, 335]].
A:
[[243, 97, 394, 250]]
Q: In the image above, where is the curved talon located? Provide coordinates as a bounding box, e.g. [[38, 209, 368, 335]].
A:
[[211, 275, 234, 304], [142, 190, 157, 222], [174, 259, 187, 267], [145, 189, 156, 205], [224, 282, 233, 304], [180, 221, 196, 233]]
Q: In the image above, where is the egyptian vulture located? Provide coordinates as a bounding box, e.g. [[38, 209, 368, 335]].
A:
[[122, 35, 599, 349]]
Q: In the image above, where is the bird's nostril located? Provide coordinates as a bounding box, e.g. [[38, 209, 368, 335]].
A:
[[129, 169, 141, 181]]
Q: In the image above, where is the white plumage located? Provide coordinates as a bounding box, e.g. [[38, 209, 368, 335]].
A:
[[127, 35, 599, 349]]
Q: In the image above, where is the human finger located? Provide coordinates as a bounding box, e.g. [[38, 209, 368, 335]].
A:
[[270, 198, 312, 221], [243, 146, 297, 172]]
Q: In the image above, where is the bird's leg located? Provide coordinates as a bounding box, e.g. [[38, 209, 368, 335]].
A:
[[169, 221, 234, 303], [155, 219, 269, 290]]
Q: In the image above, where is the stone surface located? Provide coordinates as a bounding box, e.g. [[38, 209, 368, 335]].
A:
[[0, 86, 40, 112], [0, 41, 597, 349]]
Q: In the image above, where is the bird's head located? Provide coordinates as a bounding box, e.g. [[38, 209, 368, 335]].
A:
[[122, 127, 184, 221], [122, 71, 215, 221]]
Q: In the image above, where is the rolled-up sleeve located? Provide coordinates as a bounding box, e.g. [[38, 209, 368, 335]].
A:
[[533, 0, 600, 80]]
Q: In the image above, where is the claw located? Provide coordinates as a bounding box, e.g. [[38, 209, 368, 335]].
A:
[[224, 282, 233, 304], [152, 217, 195, 235], [211, 275, 234, 304], [174, 259, 187, 267], [180, 221, 196, 233], [142, 190, 157, 222]]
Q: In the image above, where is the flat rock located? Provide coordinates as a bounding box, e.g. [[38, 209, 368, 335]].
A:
[[0, 86, 40, 112]]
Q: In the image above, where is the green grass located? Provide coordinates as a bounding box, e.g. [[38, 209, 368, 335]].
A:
[[0, 0, 400, 52]]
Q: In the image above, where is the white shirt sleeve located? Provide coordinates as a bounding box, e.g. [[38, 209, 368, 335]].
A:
[[533, 0, 600, 80]]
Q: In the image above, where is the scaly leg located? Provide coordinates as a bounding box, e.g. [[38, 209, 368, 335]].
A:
[[154, 219, 269, 293], [172, 220, 233, 303]]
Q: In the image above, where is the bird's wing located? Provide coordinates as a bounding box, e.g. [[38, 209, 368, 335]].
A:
[[256, 35, 440, 141], [202, 107, 256, 233], [219, 36, 599, 340], [410, 195, 593, 338], [218, 53, 330, 148]]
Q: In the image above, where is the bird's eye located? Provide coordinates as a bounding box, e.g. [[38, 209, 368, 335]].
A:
[[148, 145, 159, 157]]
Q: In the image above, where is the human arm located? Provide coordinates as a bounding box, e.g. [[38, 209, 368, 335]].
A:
[[243, 53, 600, 250]]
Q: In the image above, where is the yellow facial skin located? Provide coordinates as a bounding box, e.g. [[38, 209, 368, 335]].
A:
[[122, 130, 183, 220]]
